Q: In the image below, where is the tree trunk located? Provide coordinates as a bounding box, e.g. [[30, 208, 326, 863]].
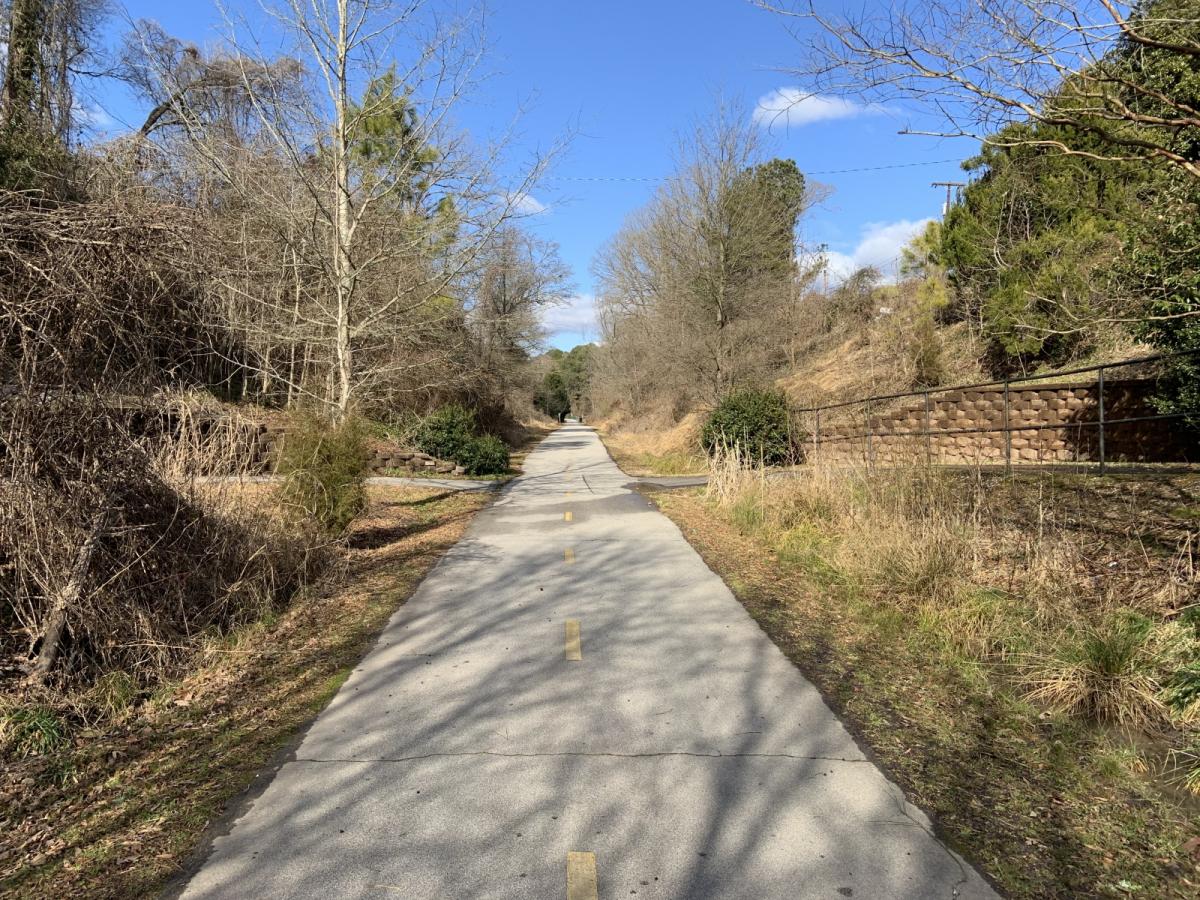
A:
[[31, 499, 110, 682], [331, 0, 354, 423], [2, 0, 43, 129]]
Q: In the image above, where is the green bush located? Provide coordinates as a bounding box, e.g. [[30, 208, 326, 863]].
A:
[[701, 388, 797, 466], [276, 415, 368, 534], [414, 404, 477, 462], [414, 404, 513, 474], [458, 435, 510, 476]]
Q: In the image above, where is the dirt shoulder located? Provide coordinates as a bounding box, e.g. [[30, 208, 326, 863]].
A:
[[650, 481, 1200, 900], [0, 484, 491, 899]]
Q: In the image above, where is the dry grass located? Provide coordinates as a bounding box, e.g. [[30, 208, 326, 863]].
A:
[[1, 399, 325, 704], [596, 411, 708, 476], [0, 483, 489, 898], [655, 464, 1200, 897], [706, 455, 1200, 733]]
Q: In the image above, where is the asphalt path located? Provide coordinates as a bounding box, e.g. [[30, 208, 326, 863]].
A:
[[177, 424, 997, 900]]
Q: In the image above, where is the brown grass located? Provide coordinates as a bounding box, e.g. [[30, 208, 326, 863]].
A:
[[0, 484, 489, 899], [657, 472, 1200, 900], [650, 455, 1200, 897], [596, 411, 707, 476]]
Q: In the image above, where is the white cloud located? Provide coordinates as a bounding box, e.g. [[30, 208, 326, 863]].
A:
[[753, 88, 877, 129], [542, 293, 597, 337], [76, 103, 116, 133], [822, 218, 933, 283], [508, 191, 548, 215]]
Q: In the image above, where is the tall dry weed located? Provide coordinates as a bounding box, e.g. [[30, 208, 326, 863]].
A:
[[705, 450, 1199, 732]]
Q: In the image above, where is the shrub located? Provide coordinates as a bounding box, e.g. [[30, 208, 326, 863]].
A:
[[414, 404, 513, 474], [458, 435, 510, 476], [701, 388, 797, 466], [414, 404, 477, 462], [908, 315, 947, 389], [276, 415, 368, 534]]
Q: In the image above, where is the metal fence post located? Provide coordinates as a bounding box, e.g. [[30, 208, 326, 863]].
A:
[[866, 398, 875, 469], [813, 408, 820, 462], [923, 391, 933, 465], [1097, 366, 1107, 475], [1003, 380, 1012, 476]]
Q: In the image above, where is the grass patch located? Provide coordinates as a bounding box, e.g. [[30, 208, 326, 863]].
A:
[[0, 704, 70, 759], [595, 419, 707, 477], [651, 462, 1200, 899], [0, 484, 490, 899]]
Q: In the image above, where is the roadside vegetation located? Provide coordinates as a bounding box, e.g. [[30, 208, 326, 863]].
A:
[[577, 1, 1200, 892], [654, 459, 1200, 897], [1, 0, 562, 889], [0, 483, 490, 899]]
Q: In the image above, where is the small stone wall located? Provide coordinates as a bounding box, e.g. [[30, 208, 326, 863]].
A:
[[811, 378, 1192, 465], [251, 426, 464, 475]]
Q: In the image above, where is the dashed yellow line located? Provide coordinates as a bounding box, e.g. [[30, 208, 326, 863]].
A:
[[564, 547, 575, 564], [564, 510, 573, 522], [564, 620, 582, 661], [566, 851, 598, 900]]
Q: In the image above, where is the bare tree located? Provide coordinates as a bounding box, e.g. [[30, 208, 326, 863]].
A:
[[594, 103, 815, 410], [1, 0, 109, 141], [469, 225, 572, 390], [125, 0, 558, 421], [758, 1, 1200, 178]]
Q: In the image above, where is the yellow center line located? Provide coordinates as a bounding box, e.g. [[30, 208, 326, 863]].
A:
[[566, 851, 598, 900], [564, 620, 582, 661], [564, 510, 573, 522], [564, 547, 575, 564]]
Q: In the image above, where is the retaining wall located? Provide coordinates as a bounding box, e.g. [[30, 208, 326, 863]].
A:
[[251, 426, 464, 475], [811, 378, 1193, 465]]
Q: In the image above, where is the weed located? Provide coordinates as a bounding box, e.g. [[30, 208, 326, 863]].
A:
[[1166, 742, 1200, 796], [866, 526, 967, 604], [86, 671, 139, 721], [1023, 611, 1167, 727], [1096, 745, 1149, 780], [276, 413, 368, 534], [1161, 662, 1200, 722], [0, 702, 70, 758]]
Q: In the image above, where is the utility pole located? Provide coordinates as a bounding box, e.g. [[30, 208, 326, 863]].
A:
[[931, 181, 966, 218]]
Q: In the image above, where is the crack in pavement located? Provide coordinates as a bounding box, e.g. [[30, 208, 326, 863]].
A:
[[876, 775, 972, 897]]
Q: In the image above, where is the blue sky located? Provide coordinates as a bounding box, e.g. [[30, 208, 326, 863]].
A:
[[88, 1, 976, 350]]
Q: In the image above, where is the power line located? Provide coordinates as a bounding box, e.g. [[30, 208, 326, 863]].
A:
[[544, 158, 964, 183]]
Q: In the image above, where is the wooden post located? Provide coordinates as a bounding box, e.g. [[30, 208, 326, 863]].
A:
[[866, 398, 875, 469]]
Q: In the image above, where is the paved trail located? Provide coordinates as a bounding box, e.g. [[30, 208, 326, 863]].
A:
[[179, 425, 997, 900]]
